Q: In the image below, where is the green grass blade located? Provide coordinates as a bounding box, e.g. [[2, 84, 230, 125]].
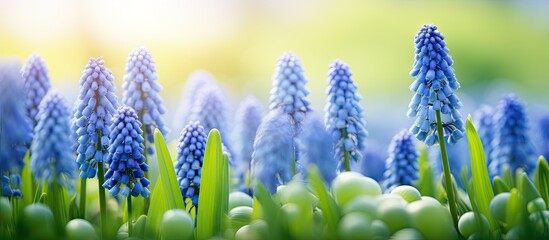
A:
[[221, 153, 229, 231], [254, 183, 282, 240], [465, 115, 497, 230], [505, 188, 525, 230], [519, 172, 540, 203], [144, 179, 167, 239], [417, 146, 438, 198], [307, 165, 340, 239], [153, 129, 185, 210], [20, 151, 33, 211], [197, 129, 228, 239], [535, 156, 549, 209], [493, 176, 510, 194]]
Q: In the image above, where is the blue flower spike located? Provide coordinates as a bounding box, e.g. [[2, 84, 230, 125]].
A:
[[383, 130, 419, 192], [0, 60, 33, 197], [490, 94, 536, 175], [103, 106, 150, 198], [408, 24, 465, 146], [251, 109, 295, 193], [123, 47, 169, 155], [325, 60, 367, 172], [73, 57, 120, 179], [270, 52, 312, 126], [22, 53, 51, 126], [175, 121, 207, 206], [233, 95, 264, 179], [30, 91, 77, 190], [299, 114, 337, 182], [540, 115, 549, 159]]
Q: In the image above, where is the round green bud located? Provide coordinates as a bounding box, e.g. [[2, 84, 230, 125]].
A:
[[160, 209, 194, 240], [229, 192, 253, 210], [457, 211, 490, 238], [332, 172, 381, 206], [66, 219, 98, 240], [391, 185, 422, 203]]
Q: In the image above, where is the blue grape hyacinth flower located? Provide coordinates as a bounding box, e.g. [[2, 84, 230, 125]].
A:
[[298, 114, 337, 183], [383, 130, 419, 192], [408, 24, 464, 146], [352, 142, 386, 182], [22, 53, 51, 126], [0, 60, 32, 176], [269, 52, 311, 125], [103, 106, 150, 198], [539, 115, 549, 159], [73, 57, 120, 178], [176, 70, 216, 129], [325, 60, 367, 171], [123, 47, 169, 154], [233, 95, 264, 178], [474, 105, 494, 167], [490, 94, 536, 175], [175, 121, 207, 206], [251, 109, 295, 193], [30, 91, 77, 190]]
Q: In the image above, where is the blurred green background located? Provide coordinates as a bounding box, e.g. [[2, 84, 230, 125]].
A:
[[1, 0, 549, 143]]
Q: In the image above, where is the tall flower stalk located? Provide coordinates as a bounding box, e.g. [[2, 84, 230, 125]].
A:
[[123, 47, 169, 173], [490, 94, 535, 175], [175, 121, 207, 211], [251, 109, 294, 193], [233, 95, 264, 184], [325, 60, 367, 172], [103, 106, 150, 237], [30, 91, 76, 228], [269, 52, 311, 175], [408, 24, 464, 227], [22, 53, 51, 128], [0, 60, 32, 200], [73, 57, 119, 234], [383, 130, 419, 192]]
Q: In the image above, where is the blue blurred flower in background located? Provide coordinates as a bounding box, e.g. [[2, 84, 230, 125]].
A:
[[351, 141, 387, 182], [73, 57, 120, 178], [123, 47, 169, 154], [251, 109, 294, 193], [233, 95, 264, 180], [270, 52, 311, 126], [408, 24, 464, 146], [175, 121, 207, 206], [325, 60, 367, 171], [30, 91, 76, 190], [539, 115, 549, 159], [22, 53, 51, 126], [175, 70, 216, 130], [103, 106, 150, 198], [298, 114, 337, 183], [490, 94, 536, 175], [383, 130, 419, 192]]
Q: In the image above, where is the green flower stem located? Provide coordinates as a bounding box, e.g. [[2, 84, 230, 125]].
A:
[[127, 196, 133, 237], [341, 129, 351, 172], [435, 110, 459, 229], [79, 178, 86, 218], [49, 181, 67, 234], [291, 146, 296, 176], [96, 130, 108, 240]]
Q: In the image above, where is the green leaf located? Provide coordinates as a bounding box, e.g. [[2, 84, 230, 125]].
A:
[[502, 165, 514, 188], [144, 179, 168, 239], [307, 165, 340, 239], [153, 129, 185, 210], [197, 129, 229, 239], [493, 176, 510, 194], [519, 172, 540, 203], [254, 183, 281, 240], [465, 115, 497, 230], [505, 188, 525, 229], [20, 151, 33, 211], [68, 194, 79, 220], [535, 156, 549, 209], [416, 146, 438, 198]]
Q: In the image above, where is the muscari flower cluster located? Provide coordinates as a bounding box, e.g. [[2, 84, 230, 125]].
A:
[[22, 53, 51, 125], [233, 96, 264, 178], [270, 52, 311, 125], [474, 105, 495, 167], [30, 91, 77, 190], [540, 115, 549, 159], [0, 60, 33, 197], [123, 47, 169, 154], [352, 142, 386, 182], [490, 94, 536, 175], [383, 130, 419, 192], [73, 57, 119, 178], [189, 85, 233, 164], [103, 106, 150, 198], [251, 109, 295, 193], [298, 114, 337, 182], [177, 70, 215, 128], [175, 121, 207, 206], [408, 24, 464, 146], [325, 60, 367, 170]]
